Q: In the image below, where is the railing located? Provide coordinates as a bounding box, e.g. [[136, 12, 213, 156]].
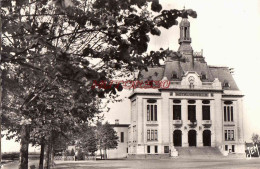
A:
[[187, 120, 197, 127], [146, 121, 158, 126], [173, 120, 182, 126], [202, 120, 212, 127], [54, 156, 75, 161], [224, 121, 235, 126]]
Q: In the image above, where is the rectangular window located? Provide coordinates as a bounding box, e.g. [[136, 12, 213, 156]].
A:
[[231, 107, 233, 122], [232, 145, 235, 152], [225, 130, 235, 141], [173, 105, 182, 120], [121, 132, 124, 143], [147, 130, 150, 141], [147, 146, 150, 153], [225, 130, 227, 141], [151, 130, 154, 140], [147, 104, 157, 121], [225, 145, 228, 151], [224, 106, 234, 122], [188, 105, 196, 121], [155, 130, 158, 140], [224, 107, 227, 121], [147, 105, 150, 121], [155, 146, 158, 153], [151, 105, 154, 121], [202, 106, 210, 120], [230, 130, 234, 140], [164, 146, 169, 153], [154, 105, 157, 121], [227, 107, 230, 121]]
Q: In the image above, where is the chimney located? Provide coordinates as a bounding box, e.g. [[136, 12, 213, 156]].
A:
[[115, 119, 119, 125]]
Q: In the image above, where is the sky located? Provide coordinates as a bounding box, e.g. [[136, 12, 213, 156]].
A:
[[2, 0, 260, 152]]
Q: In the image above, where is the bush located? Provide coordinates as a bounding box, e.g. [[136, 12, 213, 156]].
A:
[[2, 152, 20, 160], [77, 149, 85, 160], [71, 149, 75, 156]]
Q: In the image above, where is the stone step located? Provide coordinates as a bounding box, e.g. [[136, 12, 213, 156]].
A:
[[127, 154, 170, 159], [175, 147, 223, 158], [227, 153, 246, 159]]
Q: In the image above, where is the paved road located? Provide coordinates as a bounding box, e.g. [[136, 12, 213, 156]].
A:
[[53, 158, 260, 169], [3, 158, 260, 169]]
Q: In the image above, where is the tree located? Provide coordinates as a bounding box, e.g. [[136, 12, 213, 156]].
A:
[[252, 133, 260, 143], [76, 125, 98, 156], [70, 149, 75, 156], [1, 0, 197, 168], [76, 148, 85, 160], [96, 122, 118, 159]]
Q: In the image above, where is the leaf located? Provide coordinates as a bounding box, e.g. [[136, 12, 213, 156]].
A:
[[151, 0, 162, 12], [187, 9, 197, 18], [151, 27, 161, 36]]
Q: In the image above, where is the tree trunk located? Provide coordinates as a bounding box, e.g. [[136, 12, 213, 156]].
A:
[[50, 143, 54, 167], [0, 1, 2, 164], [44, 143, 51, 169], [39, 141, 45, 169], [19, 125, 30, 169], [44, 133, 54, 169], [100, 148, 102, 160], [104, 148, 107, 160]]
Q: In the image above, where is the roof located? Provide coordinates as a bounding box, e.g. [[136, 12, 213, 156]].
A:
[[110, 124, 130, 128], [209, 66, 239, 90], [138, 56, 239, 91], [139, 66, 164, 81]]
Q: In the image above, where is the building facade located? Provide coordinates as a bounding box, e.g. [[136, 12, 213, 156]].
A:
[[106, 120, 129, 158], [127, 13, 245, 156]]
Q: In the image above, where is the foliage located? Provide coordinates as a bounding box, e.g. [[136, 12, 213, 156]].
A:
[[1, 0, 197, 167], [77, 126, 98, 155], [76, 148, 85, 160], [2, 152, 20, 160], [70, 148, 75, 156], [96, 122, 118, 151]]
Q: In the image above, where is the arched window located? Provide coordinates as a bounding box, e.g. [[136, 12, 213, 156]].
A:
[[223, 80, 230, 87], [201, 72, 207, 80], [184, 27, 187, 38], [172, 71, 178, 79]]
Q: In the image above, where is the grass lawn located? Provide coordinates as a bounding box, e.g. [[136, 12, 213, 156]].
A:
[[52, 158, 260, 169]]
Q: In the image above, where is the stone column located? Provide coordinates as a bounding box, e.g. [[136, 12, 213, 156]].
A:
[[214, 94, 223, 147], [210, 100, 216, 147], [182, 99, 188, 147], [197, 100, 203, 147]]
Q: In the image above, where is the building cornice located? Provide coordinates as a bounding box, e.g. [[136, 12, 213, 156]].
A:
[[110, 124, 130, 127], [158, 88, 223, 93], [222, 94, 244, 98], [128, 92, 161, 99]]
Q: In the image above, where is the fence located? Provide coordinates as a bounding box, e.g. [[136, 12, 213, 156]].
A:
[[54, 156, 75, 161]]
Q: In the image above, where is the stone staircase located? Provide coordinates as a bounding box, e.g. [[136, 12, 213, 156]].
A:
[[128, 154, 170, 159], [175, 147, 223, 159], [226, 153, 246, 159]]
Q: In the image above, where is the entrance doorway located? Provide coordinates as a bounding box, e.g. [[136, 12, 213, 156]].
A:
[[188, 130, 197, 147], [173, 130, 182, 147], [203, 130, 211, 146]]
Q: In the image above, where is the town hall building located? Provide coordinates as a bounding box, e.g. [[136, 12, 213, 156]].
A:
[[126, 11, 245, 157]]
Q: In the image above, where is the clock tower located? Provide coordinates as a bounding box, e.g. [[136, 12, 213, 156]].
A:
[[178, 10, 194, 68]]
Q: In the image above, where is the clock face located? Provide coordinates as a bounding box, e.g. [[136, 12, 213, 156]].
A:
[[188, 76, 195, 83]]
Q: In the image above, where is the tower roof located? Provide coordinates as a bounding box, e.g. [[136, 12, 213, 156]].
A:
[[180, 18, 190, 27]]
